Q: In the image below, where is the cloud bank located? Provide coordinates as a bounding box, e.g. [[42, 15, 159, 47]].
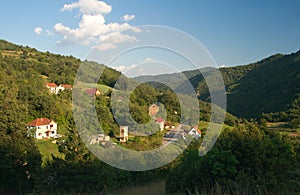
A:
[[52, 0, 139, 51]]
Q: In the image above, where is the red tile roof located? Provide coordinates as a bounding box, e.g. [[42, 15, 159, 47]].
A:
[[27, 118, 52, 126], [46, 82, 58, 88], [194, 126, 202, 134], [288, 133, 300, 137], [61, 84, 72, 89], [155, 118, 165, 123], [86, 88, 100, 95]]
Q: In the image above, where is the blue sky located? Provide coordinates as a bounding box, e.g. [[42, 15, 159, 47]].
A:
[[1, 0, 300, 73]]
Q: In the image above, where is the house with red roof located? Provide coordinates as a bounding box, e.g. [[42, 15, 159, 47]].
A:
[[56, 84, 73, 94], [86, 88, 101, 96], [155, 118, 165, 131], [46, 83, 73, 94], [26, 118, 57, 139], [188, 126, 201, 139], [45, 82, 58, 94], [60, 84, 72, 89]]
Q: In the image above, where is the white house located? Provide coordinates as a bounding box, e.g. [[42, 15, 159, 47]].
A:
[[55, 85, 65, 94], [45, 83, 58, 94], [26, 118, 57, 139], [188, 126, 201, 139], [57, 84, 72, 94], [45, 83, 72, 95]]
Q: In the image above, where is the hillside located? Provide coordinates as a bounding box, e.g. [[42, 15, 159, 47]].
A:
[[0, 39, 299, 194], [224, 52, 300, 118], [0, 40, 127, 166], [0, 39, 236, 149], [136, 51, 300, 119]]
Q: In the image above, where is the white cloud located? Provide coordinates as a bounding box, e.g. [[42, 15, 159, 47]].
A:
[[144, 57, 154, 62], [99, 32, 137, 44], [114, 64, 137, 72], [122, 14, 135, 22], [53, 0, 140, 51], [61, 2, 79, 12], [34, 27, 43, 35], [54, 23, 72, 35], [78, 14, 106, 37], [61, 0, 112, 15], [95, 43, 117, 51]]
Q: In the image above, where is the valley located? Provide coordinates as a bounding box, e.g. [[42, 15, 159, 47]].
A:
[[0, 40, 299, 194]]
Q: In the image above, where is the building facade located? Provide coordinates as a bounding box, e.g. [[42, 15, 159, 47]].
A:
[[26, 118, 57, 139]]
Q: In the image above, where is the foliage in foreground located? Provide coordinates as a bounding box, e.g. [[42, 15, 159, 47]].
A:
[[166, 122, 299, 194]]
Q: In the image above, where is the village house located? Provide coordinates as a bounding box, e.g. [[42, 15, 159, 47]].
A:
[[187, 126, 201, 139], [26, 118, 58, 139], [155, 118, 165, 131], [149, 104, 159, 116], [45, 82, 73, 94], [45, 82, 58, 94], [56, 84, 73, 94], [90, 134, 110, 145], [60, 84, 73, 90], [55, 84, 65, 93], [119, 126, 129, 143], [86, 88, 102, 96]]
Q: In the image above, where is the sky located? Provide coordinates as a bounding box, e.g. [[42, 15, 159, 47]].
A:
[[0, 0, 300, 74]]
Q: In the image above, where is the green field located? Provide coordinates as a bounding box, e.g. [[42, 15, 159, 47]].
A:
[[74, 81, 113, 94], [267, 122, 300, 135], [97, 84, 113, 93], [35, 139, 64, 164], [198, 121, 234, 131]]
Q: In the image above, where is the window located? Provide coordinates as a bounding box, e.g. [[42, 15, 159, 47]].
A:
[[38, 133, 42, 136], [52, 131, 55, 134]]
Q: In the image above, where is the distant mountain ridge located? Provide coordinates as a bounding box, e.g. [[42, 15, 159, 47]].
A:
[[135, 51, 300, 119]]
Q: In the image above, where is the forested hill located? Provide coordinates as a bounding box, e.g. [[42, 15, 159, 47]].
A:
[[223, 52, 300, 118], [0, 39, 122, 87], [0, 39, 236, 131], [136, 51, 300, 119], [0, 39, 125, 135]]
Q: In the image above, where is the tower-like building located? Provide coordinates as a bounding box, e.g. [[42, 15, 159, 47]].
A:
[[120, 126, 128, 143]]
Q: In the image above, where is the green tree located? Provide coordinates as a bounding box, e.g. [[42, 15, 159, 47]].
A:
[[57, 118, 95, 163], [289, 95, 300, 129]]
